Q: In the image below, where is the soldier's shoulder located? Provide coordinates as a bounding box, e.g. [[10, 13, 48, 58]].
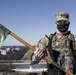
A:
[[38, 32, 56, 43], [74, 35, 76, 41], [39, 35, 49, 43], [69, 32, 76, 41]]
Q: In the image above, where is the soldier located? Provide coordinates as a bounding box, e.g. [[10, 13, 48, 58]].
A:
[[31, 12, 76, 75]]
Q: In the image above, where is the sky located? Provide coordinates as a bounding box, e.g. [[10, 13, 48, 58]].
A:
[[0, 0, 76, 46]]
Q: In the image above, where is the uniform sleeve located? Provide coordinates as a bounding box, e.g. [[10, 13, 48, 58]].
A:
[[73, 36, 76, 50], [31, 36, 48, 64]]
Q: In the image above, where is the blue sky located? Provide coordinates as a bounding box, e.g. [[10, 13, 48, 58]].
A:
[[0, 0, 76, 46]]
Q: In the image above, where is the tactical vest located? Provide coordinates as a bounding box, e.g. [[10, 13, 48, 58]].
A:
[[48, 32, 76, 56], [46, 32, 76, 74]]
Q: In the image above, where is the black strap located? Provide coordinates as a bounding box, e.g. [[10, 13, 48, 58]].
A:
[[45, 32, 56, 61]]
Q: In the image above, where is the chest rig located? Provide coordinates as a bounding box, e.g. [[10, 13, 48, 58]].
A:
[[46, 31, 75, 62], [50, 32, 75, 52], [45, 32, 76, 74]]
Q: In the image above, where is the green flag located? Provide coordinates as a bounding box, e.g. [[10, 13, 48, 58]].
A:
[[0, 24, 10, 48]]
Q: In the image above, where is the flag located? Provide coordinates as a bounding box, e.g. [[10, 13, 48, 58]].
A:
[[0, 24, 10, 48]]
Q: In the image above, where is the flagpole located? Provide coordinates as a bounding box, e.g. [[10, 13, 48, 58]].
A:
[[9, 31, 74, 75], [10, 31, 35, 51]]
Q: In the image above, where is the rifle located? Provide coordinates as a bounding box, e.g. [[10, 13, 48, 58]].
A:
[[45, 34, 54, 60], [2, 25, 74, 75], [45, 34, 65, 74]]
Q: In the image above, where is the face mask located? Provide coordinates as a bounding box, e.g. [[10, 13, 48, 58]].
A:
[[57, 24, 69, 32]]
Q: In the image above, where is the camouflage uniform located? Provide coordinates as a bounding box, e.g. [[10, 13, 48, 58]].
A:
[[31, 32, 76, 75], [31, 12, 76, 75]]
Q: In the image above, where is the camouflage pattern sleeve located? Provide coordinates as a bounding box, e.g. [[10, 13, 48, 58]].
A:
[[73, 35, 76, 50], [37, 36, 49, 50], [74, 36, 76, 48], [73, 36, 76, 57], [31, 36, 48, 64]]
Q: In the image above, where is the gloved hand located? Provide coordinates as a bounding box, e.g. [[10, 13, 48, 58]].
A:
[[34, 48, 44, 60]]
